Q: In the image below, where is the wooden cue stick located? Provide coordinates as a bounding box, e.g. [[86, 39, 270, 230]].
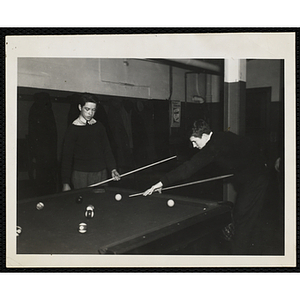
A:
[[128, 174, 234, 197], [88, 155, 177, 188]]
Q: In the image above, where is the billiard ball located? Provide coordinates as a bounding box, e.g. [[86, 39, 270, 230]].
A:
[[16, 226, 22, 236], [167, 199, 175, 207], [115, 194, 122, 201], [86, 205, 94, 211], [36, 202, 44, 210], [76, 196, 83, 204], [78, 222, 87, 233], [85, 209, 95, 219]]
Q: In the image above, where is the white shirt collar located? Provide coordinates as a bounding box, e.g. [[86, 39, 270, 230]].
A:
[[72, 116, 97, 126]]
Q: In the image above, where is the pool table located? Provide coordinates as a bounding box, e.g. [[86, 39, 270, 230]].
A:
[[17, 186, 233, 254]]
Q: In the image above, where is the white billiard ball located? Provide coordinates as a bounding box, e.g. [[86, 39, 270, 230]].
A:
[[16, 226, 22, 236], [78, 222, 87, 234], [86, 205, 94, 211], [167, 199, 175, 207], [36, 202, 44, 210], [115, 194, 122, 201]]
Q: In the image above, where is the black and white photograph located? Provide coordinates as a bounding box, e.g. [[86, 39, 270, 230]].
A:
[[6, 32, 296, 268]]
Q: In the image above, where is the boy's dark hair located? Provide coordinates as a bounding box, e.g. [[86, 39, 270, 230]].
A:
[[79, 93, 97, 107], [191, 119, 212, 138]]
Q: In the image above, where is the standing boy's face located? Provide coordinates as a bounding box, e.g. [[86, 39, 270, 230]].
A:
[[79, 102, 97, 121]]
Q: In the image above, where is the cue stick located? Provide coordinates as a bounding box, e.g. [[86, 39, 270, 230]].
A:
[[128, 174, 234, 197], [88, 155, 177, 188]]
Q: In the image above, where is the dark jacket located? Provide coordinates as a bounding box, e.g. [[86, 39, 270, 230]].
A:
[[161, 131, 268, 191]]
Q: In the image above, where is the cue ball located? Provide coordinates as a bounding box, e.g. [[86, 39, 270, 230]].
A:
[[167, 199, 175, 207], [36, 202, 44, 210], [115, 194, 122, 201]]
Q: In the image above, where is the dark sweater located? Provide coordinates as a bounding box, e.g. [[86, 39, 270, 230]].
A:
[[61, 122, 116, 185], [161, 131, 268, 190]]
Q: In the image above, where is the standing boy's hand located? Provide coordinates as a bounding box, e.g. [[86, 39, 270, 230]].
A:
[[111, 169, 121, 181]]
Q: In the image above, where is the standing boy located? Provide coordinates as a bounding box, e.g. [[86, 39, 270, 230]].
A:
[[61, 93, 120, 191]]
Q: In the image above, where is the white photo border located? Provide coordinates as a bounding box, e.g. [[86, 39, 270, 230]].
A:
[[5, 31, 297, 268]]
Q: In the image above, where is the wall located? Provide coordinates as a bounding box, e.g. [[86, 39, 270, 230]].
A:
[[18, 58, 175, 100], [17, 100, 70, 181], [18, 58, 222, 103], [17, 57, 223, 156], [17, 58, 223, 187], [246, 59, 284, 170], [246, 59, 282, 102]]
